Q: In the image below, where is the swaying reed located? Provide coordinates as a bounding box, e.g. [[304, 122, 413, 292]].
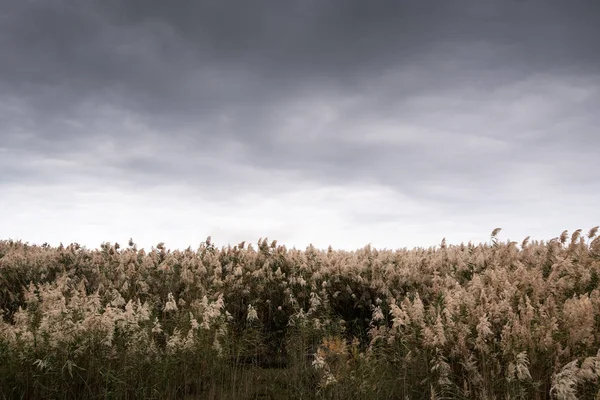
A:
[[1, 228, 600, 399]]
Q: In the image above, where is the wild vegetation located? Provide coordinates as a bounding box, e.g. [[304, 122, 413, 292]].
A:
[[1, 228, 600, 399]]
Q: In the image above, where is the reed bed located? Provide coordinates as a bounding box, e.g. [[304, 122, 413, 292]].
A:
[[1, 228, 600, 399]]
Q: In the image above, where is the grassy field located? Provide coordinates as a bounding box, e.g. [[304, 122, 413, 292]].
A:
[[1, 228, 600, 399]]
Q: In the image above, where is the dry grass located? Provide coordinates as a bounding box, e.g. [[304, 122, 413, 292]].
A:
[[1, 228, 600, 399]]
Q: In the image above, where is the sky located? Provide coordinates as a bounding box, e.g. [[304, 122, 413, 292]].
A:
[[1, 0, 599, 251]]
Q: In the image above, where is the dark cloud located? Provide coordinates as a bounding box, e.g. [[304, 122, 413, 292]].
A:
[[1, 0, 599, 227], [4, 1, 599, 114]]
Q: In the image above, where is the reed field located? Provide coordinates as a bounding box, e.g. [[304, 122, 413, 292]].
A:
[[1, 228, 600, 399]]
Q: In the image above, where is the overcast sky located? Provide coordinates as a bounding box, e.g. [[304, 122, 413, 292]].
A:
[[1, 0, 599, 251]]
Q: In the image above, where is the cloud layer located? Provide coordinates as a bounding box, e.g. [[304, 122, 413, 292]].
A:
[[1, 1, 599, 250]]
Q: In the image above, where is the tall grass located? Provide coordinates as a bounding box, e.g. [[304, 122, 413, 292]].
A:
[[1, 228, 600, 399]]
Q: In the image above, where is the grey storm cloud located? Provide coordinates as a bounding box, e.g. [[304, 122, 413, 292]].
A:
[[1, 0, 599, 234]]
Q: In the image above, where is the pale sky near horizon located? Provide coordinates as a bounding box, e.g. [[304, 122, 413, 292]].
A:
[[1, 1, 599, 251]]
